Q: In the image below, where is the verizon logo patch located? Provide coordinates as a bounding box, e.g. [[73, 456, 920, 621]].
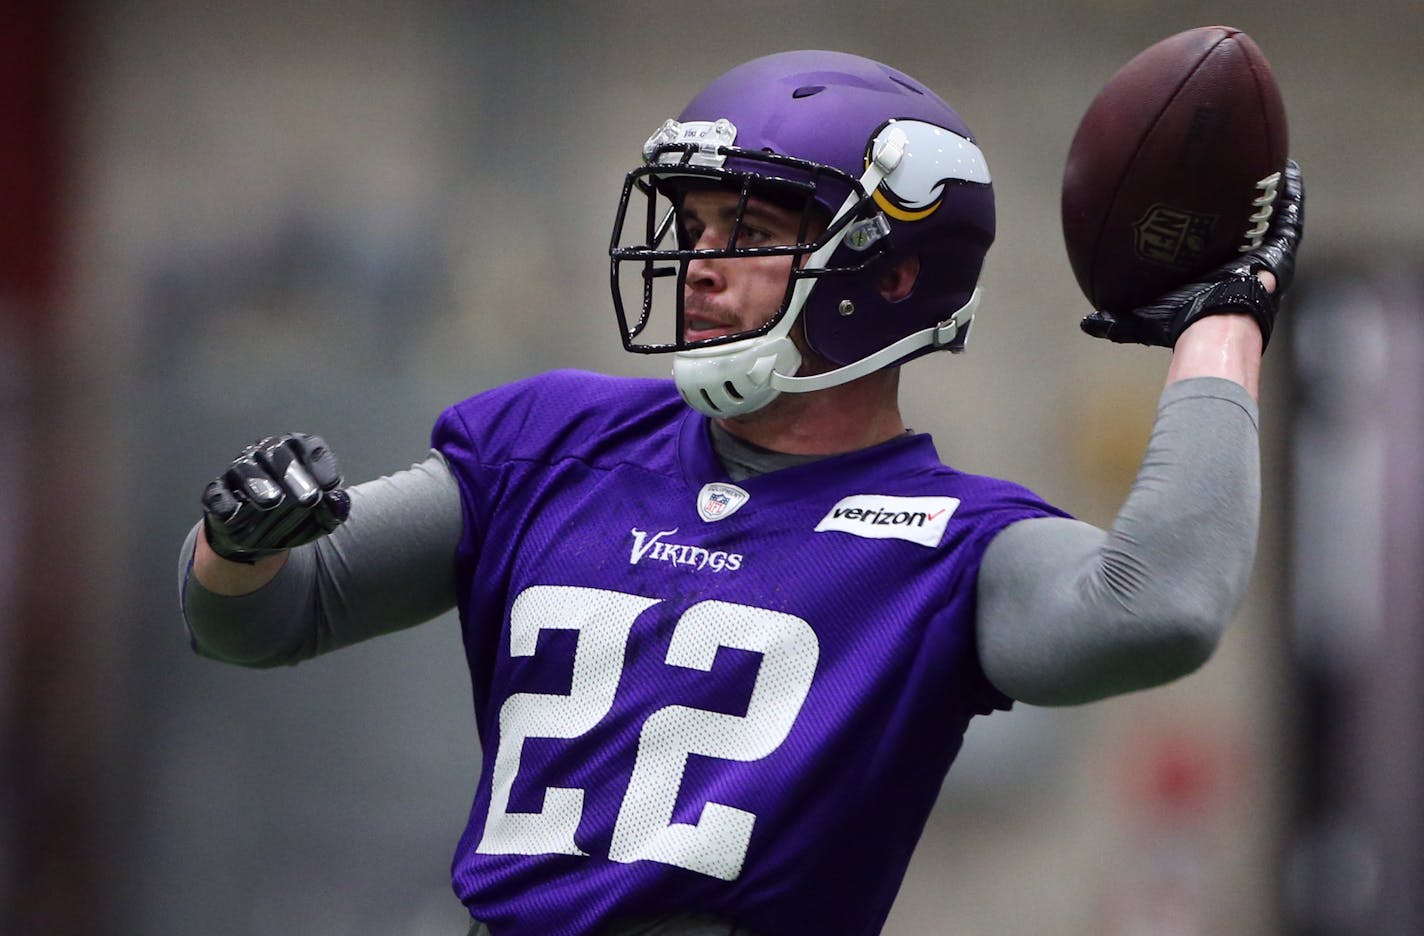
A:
[[814, 495, 959, 548]]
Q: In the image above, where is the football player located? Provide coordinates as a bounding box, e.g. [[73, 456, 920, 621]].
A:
[[181, 50, 1302, 936]]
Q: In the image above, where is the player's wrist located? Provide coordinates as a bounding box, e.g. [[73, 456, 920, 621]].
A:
[[194, 526, 289, 596], [1167, 312, 1263, 399], [1175, 310, 1263, 347], [1173, 274, 1277, 348]]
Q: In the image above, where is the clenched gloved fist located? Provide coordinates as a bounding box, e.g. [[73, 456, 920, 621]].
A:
[[202, 432, 351, 563], [1081, 158, 1305, 350]]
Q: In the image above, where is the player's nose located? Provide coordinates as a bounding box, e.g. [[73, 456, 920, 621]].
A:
[[685, 251, 725, 293]]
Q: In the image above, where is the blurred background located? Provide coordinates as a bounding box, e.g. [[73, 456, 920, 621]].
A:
[[2, 1, 1421, 934]]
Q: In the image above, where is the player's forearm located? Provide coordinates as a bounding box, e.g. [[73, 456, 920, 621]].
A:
[[976, 377, 1259, 705], [180, 523, 326, 666], [1163, 270, 1274, 399]]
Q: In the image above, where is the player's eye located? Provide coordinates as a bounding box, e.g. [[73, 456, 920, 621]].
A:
[[735, 224, 773, 247], [679, 219, 704, 247]]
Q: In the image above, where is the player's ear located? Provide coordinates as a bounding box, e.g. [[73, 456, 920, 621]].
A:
[[876, 254, 920, 302]]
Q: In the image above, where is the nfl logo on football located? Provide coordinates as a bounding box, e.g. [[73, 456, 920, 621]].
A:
[[1132, 203, 1216, 270]]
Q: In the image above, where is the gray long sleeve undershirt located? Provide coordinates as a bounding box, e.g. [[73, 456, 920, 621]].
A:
[[179, 376, 1259, 704]]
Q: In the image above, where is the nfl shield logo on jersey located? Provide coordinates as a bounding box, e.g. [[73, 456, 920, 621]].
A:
[[697, 482, 750, 522]]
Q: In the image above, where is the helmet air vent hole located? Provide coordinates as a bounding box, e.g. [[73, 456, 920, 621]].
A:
[[792, 85, 825, 99], [888, 75, 924, 95], [723, 381, 744, 401], [700, 388, 720, 412]]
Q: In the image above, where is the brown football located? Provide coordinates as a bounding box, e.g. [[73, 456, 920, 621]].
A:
[[1061, 26, 1288, 313]]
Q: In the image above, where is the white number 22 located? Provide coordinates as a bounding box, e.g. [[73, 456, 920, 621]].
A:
[[476, 585, 819, 881]]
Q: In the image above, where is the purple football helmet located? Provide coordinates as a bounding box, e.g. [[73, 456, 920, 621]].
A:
[[609, 50, 996, 417]]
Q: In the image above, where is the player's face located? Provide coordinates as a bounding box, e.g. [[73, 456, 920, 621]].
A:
[[679, 189, 815, 343]]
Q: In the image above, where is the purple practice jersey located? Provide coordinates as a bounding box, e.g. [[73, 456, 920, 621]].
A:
[[432, 370, 1068, 935]]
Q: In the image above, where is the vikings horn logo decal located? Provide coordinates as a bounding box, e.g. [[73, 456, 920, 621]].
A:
[[868, 120, 991, 222]]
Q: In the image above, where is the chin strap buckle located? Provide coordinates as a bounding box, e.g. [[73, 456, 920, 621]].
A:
[[934, 316, 973, 353], [934, 288, 981, 353]]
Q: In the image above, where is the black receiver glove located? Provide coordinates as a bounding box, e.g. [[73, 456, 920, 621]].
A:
[[1081, 158, 1305, 349], [201, 432, 351, 563]]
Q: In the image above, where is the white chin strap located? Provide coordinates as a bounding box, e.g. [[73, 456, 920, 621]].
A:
[[672, 288, 979, 417]]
